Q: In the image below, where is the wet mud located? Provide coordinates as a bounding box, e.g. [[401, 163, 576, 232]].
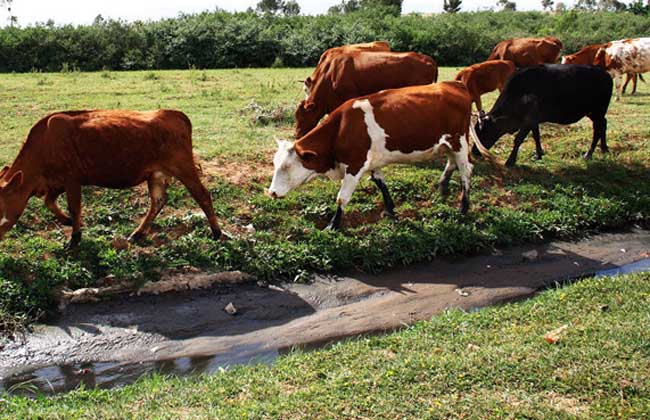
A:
[[2, 229, 650, 395]]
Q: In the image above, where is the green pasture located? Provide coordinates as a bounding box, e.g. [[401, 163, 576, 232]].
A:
[[0, 67, 650, 329]]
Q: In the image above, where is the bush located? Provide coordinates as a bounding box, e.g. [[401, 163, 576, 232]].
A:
[[0, 10, 648, 72]]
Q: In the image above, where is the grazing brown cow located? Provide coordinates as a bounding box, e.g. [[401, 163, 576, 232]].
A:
[[270, 82, 492, 230], [454, 60, 516, 112], [295, 51, 438, 138], [304, 41, 391, 96], [0, 110, 222, 247], [488, 37, 563, 67], [561, 43, 642, 95]]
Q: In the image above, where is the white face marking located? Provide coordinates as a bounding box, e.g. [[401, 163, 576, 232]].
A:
[[560, 56, 568, 64], [268, 140, 317, 198]]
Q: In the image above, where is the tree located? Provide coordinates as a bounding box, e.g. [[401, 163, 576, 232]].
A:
[[443, 0, 462, 13], [541, 0, 554, 10], [256, 0, 300, 15], [282, 0, 301, 15], [328, 0, 400, 15], [0, 0, 16, 26], [629, 0, 650, 15], [497, 0, 517, 10]]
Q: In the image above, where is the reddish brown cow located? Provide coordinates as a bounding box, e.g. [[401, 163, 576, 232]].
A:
[[455, 60, 516, 112], [488, 37, 563, 67], [304, 41, 391, 95], [271, 82, 492, 230], [295, 51, 438, 138], [562, 42, 644, 96], [0, 110, 222, 247]]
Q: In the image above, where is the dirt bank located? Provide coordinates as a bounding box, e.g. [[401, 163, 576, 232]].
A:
[[2, 229, 650, 394]]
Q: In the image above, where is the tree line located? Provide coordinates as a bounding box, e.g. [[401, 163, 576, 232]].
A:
[[1, 9, 650, 72]]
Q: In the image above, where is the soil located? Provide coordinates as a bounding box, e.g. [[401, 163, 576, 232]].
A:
[[2, 229, 650, 395]]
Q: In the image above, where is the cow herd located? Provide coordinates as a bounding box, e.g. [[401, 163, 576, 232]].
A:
[[0, 36, 648, 246]]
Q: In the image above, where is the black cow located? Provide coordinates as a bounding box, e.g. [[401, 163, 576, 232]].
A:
[[473, 64, 613, 167]]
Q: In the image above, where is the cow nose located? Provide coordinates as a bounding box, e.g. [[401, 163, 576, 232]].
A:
[[266, 189, 278, 199]]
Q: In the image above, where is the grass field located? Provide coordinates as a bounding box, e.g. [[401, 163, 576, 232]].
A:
[[3, 272, 650, 419], [1, 67, 650, 329]]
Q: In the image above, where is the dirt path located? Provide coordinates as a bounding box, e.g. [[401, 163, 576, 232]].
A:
[[2, 229, 650, 394]]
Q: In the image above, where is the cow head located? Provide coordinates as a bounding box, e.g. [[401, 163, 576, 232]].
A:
[[267, 140, 318, 199], [0, 167, 27, 241], [294, 99, 323, 139], [560, 55, 573, 65], [472, 112, 502, 156]]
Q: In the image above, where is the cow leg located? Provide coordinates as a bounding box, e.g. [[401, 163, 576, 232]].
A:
[[585, 117, 608, 159], [505, 128, 531, 167], [632, 74, 638, 95], [172, 166, 222, 240], [65, 183, 82, 249], [370, 170, 395, 218], [438, 158, 457, 199], [532, 125, 544, 160], [128, 171, 169, 243], [44, 190, 73, 226], [475, 95, 483, 113], [326, 171, 363, 230], [614, 73, 623, 101], [454, 135, 474, 215]]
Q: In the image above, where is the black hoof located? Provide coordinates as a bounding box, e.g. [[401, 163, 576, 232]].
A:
[[216, 230, 232, 241], [59, 217, 74, 227], [505, 159, 517, 168], [65, 232, 82, 250], [583, 152, 593, 160], [383, 209, 397, 220], [127, 232, 145, 243]]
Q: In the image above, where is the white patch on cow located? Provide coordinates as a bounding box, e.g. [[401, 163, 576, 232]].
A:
[[352, 99, 451, 171], [0, 213, 8, 227], [268, 140, 317, 198], [453, 135, 473, 194], [337, 172, 364, 207], [560, 56, 567, 64], [602, 38, 650, 99]]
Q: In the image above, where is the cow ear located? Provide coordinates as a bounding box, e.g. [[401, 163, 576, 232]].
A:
[[3, 171, 23, 192], [305, 77, 312, 88], [298, 149, 318, 162], [303, 101, 316, 111]]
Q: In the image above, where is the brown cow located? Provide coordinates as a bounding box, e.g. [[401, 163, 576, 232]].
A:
[[562, 42, 644, 96], [488, 37, 563, 67], [0, 110, 222, 247], [295, 51, 438, 138], [270, 82, 492, 230], [454, 60, 516, 112], [304, 41, 391, 96]]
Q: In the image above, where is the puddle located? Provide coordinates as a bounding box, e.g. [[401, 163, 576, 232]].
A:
[[3, 345, 279, 396], [595, 258, 650, 277], [2, 230, 650, 397]]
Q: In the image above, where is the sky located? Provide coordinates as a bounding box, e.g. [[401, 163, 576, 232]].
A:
[[1, 0, 553, 26]]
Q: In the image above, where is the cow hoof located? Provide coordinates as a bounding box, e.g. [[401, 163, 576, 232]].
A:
[[65, 233, 82, 250], [534, 153, 544, 161], [59, 217, 74, 226], [324, 223, 340, 231], [382, 210, 397, 220], [582, 153, 593, 160], [505, 160, 517, 168], [127, 232, 145, 243], [216, 230, 232, 241]]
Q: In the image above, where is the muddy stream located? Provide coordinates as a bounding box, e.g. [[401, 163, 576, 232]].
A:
[[2, 229, 650, 395]]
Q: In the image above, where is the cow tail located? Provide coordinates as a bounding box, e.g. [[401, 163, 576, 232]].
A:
[[468, 117, 505, 183], [639, 74, 646, 83]]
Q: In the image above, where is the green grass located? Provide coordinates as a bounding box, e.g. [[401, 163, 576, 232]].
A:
[[3, 272, 650, 419], [1, 68, 650, 329]]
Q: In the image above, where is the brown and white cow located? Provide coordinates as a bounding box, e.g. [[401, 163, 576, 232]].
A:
[[0, 110, 222, 247], [269, 82, 491, 230], [304, 41, 391, 96], [488, 37, 563, 67], [295, 51, 438, 138], [561, 43, 642, 95], [454, 60, 516, 112], [593, 37, 650, 100]]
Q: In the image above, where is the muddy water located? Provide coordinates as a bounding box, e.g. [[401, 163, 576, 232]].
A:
[[2, 229, 650, 396]]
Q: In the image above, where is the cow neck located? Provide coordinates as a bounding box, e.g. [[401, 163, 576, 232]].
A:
[[294, 113, 340, 174]]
